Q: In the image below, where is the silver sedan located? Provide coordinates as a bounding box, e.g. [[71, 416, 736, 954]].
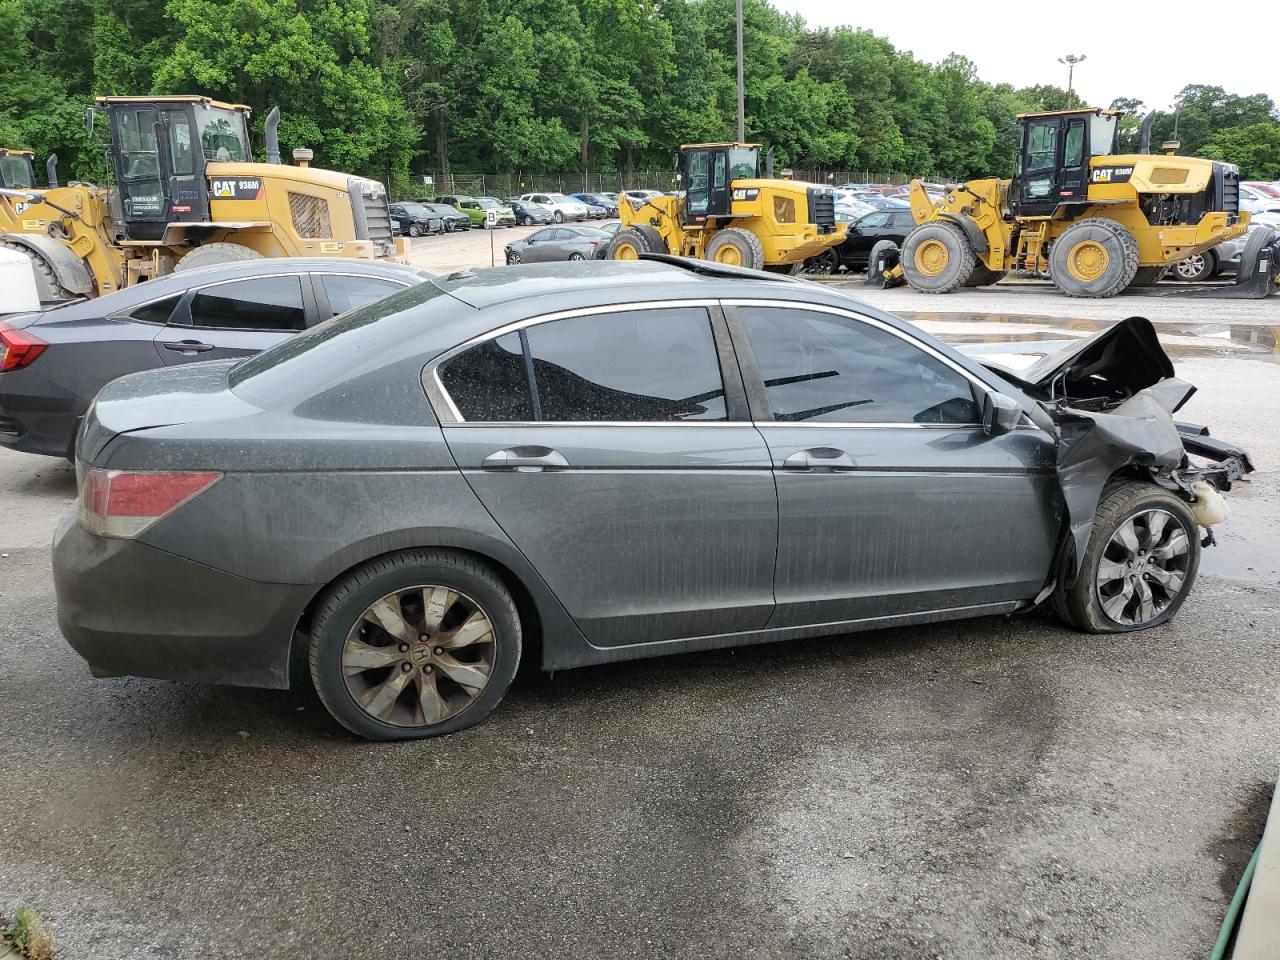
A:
[[505, 225, 611, 264]]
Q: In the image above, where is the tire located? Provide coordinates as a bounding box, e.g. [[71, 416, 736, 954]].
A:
[[506, 250, 521, 265], [1130, 265, 1167, 286], [1171, 252, 1215, 282], [1048, 219, 1139, 298], [553, 210, 564, 223], [568, 251, 585, 261], [408, 223, 422, 238], [309, 550, 522, 741], [175, 241, 264, 272], [703, 227, 765, 270], [1235, 225, 1276, 283], [607, 227, 657, 261], [866, 239, 900, 278], [965, 264, 1005, 287], [803, 247, 841, 274], [900, 221, 975, 293], [0, 241, 76, 301], [443, 221, 454, 233], [1053, 481, 1200, 634]]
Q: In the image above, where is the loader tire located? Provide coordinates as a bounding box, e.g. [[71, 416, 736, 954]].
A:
[[964, 264, 1005, 287], [1129, 266, 1166, 286], [175, 242, 265, 272], [607, 227, 659, 261], [1235, 225, 1276, 284], [901, 221, 975, 293], [0, 241, 76, 301], [704, 227, 765, 271], [1049, 219, 1139, 298]]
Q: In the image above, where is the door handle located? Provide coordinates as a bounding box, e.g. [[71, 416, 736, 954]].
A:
[[783, 447, 857, 471], [162, 340, 215, 353], [481, 446, 569, 471]]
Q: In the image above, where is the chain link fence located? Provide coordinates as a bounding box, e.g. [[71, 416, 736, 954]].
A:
[[402, 169, 910, 199]]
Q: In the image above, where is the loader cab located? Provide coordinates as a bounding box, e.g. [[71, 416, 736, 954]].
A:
[[1009, 108, 1120, 217], [0, 149, 36, 190], [97, 96, 253, 241], [678, 143, 759, 225]]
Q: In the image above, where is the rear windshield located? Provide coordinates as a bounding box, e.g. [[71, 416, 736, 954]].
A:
[[228, 280, 444, 405]]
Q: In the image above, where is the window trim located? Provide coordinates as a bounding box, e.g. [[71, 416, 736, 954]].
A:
[[721, 299, 1001, 428], [423, 299, 745, 426]]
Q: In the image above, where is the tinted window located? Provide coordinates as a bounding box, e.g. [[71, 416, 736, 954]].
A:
[[526, 308, 725, 422], [189, 275, 306, 331], [438, 333, 533, 422], [529, 229, 554, 242], [1064, 120, 1085, 167], [320, 274, 405, 317], [857, 212, 891, 229], [168, 111, 195, 175], [739, 306, 979, 424], [127, 293, 183, 326], [1026, 120, 1058, 172]]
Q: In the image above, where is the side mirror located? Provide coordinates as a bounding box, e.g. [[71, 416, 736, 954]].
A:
[[982, 392, 1022, 436]]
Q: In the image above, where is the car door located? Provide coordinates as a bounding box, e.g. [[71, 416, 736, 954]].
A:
[[154, 273, 313, 364], [521, 228, 556, 262], [429, 303, 778, 648], [847, 212, 891, 263], [724, 300, 1060, 628]]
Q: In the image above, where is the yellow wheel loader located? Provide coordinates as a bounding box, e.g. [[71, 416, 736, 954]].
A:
[[607, 143, 844, 271], [878, 108, 1272, 299], [0, 96, 405, 301], [0, 148, 41, 231]]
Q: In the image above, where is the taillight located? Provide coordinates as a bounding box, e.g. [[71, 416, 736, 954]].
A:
[[80, 468, 222, 538], [0, 322, 47, 372]]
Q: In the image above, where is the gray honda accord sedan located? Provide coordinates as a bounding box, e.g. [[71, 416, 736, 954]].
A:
[[52, 258, 1251, 740]]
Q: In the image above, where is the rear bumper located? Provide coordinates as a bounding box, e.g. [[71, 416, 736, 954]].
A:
[[0, 367, 83, 457], [52, 507, 314, 689]]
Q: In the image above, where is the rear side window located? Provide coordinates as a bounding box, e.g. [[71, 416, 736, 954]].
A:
[[189, 276, 306, 331], [526, 308, 725, 421], [436, 307, 727, 422], [738, 306, 979, 424], [126, 293, 183, 325], [438, 333, 533, 422], [319, 274, 404, 318]]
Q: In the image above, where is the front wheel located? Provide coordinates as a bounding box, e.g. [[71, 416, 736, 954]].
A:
[[1053, 481, 1200, 634], [568, 251, 585, 261], [309, 550, 522, 740], [804, 248, 840, 274], [1172, 254, 1213, 282], [553, 210, 564, 223], [703, 227, 765, 270], [1048, 219, 1139, 298], [900, 222, 975, 293]]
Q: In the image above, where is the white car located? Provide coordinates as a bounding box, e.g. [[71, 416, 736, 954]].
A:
[[518, 192, 589, 223], [1239, 183, 1280, 216], [620, 189, 666, 208]]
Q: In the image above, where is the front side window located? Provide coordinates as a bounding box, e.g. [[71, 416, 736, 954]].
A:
[[0, 155, 34, 189], [739, 306, 979, 424], [189, 275, 306, 331], [1025, 120, 1059, 172], [319, 274, 405, 317], [529, 228, 554, 242], [857, 212, 891, 230]]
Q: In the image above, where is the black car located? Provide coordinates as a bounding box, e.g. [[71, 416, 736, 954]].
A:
[[388, 202, 444, 237], [415, 200, 471, 232], [0, 258, 426, 458], [506, 199, 554, 226], [808, 209, 916, 272]]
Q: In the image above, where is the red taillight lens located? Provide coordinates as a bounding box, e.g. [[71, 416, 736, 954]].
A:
[[80, 468, 222, 538], [0, 323, 47, 372]]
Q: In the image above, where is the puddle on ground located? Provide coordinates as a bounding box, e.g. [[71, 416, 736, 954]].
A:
[[902, 313, 1280, 366]]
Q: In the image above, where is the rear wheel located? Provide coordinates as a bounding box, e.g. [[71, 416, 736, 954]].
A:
[[703, 227, 765, 271], [175, 241, 264, 272], [309, 550, 522, 740], [1049, 219, 1139, 298], [0, 241, 76, 301], [1053, 481, 1199, 633], [506, 250, 521, 265], [900, 221, 975, 293], [803, 247, 840, 274], [568, 251, 585, 261], [553, 210, 564, 223], [1172, 253, 1215, 282]]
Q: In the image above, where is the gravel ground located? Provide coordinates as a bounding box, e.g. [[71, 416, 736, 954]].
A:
[[0, 313, 1276, 959]]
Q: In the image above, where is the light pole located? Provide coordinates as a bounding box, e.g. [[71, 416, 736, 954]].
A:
[[1057, 54, 1086, 107], [736, 0, 745, 142]]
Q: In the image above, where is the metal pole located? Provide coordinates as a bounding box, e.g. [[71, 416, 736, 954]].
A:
[[735, 0, 745, 143]]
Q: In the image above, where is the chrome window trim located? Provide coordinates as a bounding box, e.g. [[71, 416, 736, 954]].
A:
[[424, 299, 724, 425]]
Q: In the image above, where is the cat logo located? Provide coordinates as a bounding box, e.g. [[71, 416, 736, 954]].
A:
[[1090, 166, 1134, 184], [13, 201, 28, 215], [209, 178, 264, 200]]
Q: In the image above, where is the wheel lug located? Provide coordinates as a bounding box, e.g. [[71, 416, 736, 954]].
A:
[[424, 665, 434, 674], [434, 647, 444, 655], [419, 634, 429, 642], [401, 663, 413, 673], [398, 643, 410, 653]]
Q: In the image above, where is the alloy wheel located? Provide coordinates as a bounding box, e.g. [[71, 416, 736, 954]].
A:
[[1094, 508, 1191, 626], [1175, 255, 1208, 281], [341, 585, 496, 727]]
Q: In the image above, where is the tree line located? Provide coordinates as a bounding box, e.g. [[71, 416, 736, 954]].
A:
[[2, 0, 1278, 195]]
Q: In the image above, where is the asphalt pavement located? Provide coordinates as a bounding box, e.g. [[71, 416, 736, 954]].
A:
[[1, 307, 1277, 960]]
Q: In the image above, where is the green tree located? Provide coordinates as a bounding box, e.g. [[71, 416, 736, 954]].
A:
[[1201, 123, 1280, 180]]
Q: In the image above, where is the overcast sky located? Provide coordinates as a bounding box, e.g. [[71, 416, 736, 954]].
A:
[[771, 1, 1276, 111]]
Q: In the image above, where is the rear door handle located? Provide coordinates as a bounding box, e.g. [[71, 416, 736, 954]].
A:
[[783, 447, 857, 471], [482, 446, 569, 471], [162, 340, 215, 353]]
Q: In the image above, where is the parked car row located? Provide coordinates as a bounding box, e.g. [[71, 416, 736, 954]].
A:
[[390, 190, 632, 236]]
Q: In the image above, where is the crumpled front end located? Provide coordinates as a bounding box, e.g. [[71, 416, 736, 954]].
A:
[[998, 316, 1254, 570]]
